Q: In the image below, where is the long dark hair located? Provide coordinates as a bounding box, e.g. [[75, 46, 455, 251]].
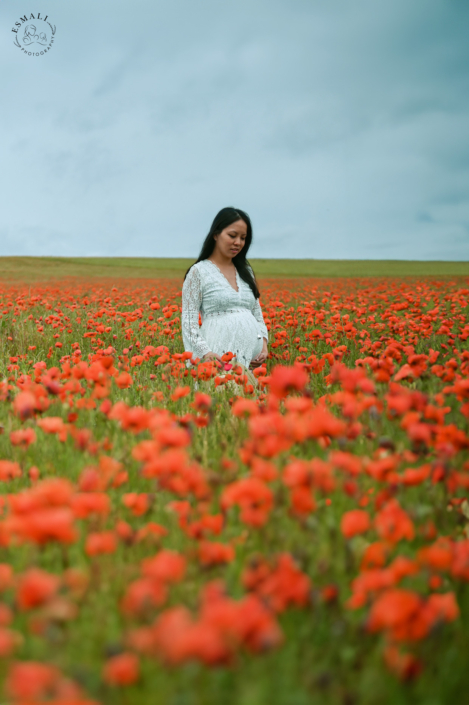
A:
[[183, 206, 261, 299]]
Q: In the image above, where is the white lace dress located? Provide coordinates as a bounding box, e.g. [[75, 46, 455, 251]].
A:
[[181, 259, 269, 369]]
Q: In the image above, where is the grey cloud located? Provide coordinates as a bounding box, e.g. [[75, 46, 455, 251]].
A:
[[0, 0, 468, 259], [416, 212, 435, 224]]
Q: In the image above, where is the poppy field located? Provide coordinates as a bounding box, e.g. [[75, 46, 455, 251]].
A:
[[0, 273, 469, 704]]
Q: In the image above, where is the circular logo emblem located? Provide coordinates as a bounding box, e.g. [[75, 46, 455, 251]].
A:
[[12, 13, 56, 56]]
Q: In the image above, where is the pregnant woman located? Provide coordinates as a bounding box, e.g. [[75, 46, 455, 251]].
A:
[[181, 207, 269, 385]]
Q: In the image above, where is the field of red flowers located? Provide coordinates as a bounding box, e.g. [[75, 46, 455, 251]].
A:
[[0, 274, 468, 705]]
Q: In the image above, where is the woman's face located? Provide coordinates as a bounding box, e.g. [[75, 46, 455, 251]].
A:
[[214, 219, 247, 258]]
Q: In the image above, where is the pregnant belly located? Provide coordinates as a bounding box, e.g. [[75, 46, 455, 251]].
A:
[[201, 310, 263, 362]]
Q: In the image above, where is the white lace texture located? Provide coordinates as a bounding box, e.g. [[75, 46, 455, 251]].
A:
[[181, 259, 269, 369]]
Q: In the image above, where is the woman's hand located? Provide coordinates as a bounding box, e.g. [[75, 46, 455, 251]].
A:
[[202, 351, 224, 368], [249, 340, 268, 369]]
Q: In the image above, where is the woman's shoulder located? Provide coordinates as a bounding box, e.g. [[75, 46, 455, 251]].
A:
[[183, 260, 207, 287], [186, 261, 204, 276], [190, 259, 211, 270], [188, 259, 214, 276]]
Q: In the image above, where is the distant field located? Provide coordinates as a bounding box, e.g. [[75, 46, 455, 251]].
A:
[[0, 256, 467, 281]]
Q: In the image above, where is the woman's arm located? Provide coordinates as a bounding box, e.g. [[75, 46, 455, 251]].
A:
[[181, 266, 212, 362], [252, 298, 269, 343], [250, 297, 269, 368], [247, 265, 269, 343]]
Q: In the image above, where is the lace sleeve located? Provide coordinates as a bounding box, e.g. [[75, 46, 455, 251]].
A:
[[248, 265, 269, 343], [181, 265, 211, 361]]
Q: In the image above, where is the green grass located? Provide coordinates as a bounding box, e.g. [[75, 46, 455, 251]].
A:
[[0, 257, 467, 281], [1, 275, 469, 704]]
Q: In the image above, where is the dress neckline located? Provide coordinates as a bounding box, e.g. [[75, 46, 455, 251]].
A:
[[206, 259, 240, 294]]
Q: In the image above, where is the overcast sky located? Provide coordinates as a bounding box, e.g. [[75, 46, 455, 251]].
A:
[[1, 0, 468, 260]]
